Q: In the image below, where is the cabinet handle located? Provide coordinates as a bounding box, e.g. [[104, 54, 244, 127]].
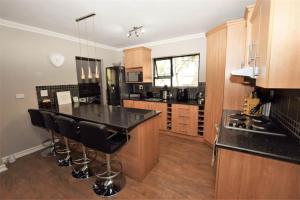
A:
[[179, 123, 189, 126], [178, 115, 189, 118], [211, 123, 220, 167]]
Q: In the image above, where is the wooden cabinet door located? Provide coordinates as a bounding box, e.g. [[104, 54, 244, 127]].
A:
[[123, 100, 134, 108], [171, 104, 198, 136], [251, 0, 271, 88], [133, 100, 145, 109], [216, 149, 300, 199], [124, 49, 142, 69], [124, 47, 152, 83], [153, 102, 167, 131], [204, 28, 227, 144], [142, 49, 152, 83]]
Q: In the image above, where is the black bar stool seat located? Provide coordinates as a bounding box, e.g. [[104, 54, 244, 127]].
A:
[[40, 111, 61, 157], [28, 109, 45, 128], [28, 109, 58, 158], [55, 115, 94, 179], [79, 121, 128, 197]]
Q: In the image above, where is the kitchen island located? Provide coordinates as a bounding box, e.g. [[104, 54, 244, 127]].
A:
[[41, 103, 161, 181]]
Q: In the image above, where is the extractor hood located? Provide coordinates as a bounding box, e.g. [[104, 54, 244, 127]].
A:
[[231, 66, 259, 78]]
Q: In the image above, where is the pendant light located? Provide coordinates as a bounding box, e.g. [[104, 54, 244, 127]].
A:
[[93, 16, 100, 79], [80, 67, 85, 79], [76, 13, 96, 80], [95, 63, 99, 79], [85, 20, 93, 79], [76, 22, 85, 80]]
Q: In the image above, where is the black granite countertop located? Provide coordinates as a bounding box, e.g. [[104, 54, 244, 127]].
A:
[[40, 103, 160, 131], [122, 97, 202, 106], [216, 110, 300, 164]]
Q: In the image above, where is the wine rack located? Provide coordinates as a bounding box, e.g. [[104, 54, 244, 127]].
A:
[[167, 104, 172, 130], [198, 104, 205, 136]]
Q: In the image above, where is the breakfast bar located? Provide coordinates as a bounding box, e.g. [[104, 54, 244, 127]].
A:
[[42, 103, 161, 181]]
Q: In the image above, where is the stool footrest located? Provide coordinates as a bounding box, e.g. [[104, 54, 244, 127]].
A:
[[73, 157, 90, 165], [95, 160, 122, 180]]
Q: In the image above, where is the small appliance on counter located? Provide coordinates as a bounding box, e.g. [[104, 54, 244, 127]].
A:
[[243, 88, 273, 116], [128, 93, 141, 99], [160, 85, 170, 100], [196, 91, 205, 105], [39, 98, 52, 108], [78, 83, 101, 104], [176, 88, 188, 102], [126, 70, 143, 83]]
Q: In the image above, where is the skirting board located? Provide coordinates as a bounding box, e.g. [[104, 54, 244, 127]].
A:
[[0, 164, 8, 173], [1, 144, 46, 164]]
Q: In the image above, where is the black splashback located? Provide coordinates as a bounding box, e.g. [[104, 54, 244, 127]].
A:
[[127, 82, 206, 100], [36, 84, 79, 108], [270, 89, 300, 140]]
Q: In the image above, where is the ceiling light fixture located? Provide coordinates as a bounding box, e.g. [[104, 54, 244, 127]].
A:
[[127, 26, 144, 38], [76, 13, 96, 80]]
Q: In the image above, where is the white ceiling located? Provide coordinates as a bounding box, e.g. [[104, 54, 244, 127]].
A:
[[0, 0, 255, 48]]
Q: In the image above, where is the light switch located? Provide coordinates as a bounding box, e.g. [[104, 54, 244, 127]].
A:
[[40, 90, 48, 97], [16, 94, 25, 99]]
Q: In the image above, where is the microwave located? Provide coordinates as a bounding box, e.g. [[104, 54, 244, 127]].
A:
[[126, 71, 143, 82]]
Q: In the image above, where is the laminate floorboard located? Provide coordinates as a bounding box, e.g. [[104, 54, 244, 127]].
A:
[[0, 134, 215, 199]]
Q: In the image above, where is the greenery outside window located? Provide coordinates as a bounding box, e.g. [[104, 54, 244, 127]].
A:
[[153, 54, 199, 87]]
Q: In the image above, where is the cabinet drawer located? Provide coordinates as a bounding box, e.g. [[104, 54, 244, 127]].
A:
[[172, 115, 192, 125], [172, 123, 197, 136]]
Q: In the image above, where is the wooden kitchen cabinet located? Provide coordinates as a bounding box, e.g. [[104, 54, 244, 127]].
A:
[[123, 47, 152, 83], [123, 99, 134, 108], [171, 104, 198, 136], [204, 19, 252, 145], [250, 0, 300, 88], [122, 100, 167, 131], [216, 149, 300, 199]]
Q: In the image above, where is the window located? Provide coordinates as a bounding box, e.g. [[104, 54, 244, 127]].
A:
[[153, 54, 199, 87]]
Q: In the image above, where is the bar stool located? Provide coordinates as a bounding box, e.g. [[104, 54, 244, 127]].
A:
[[78, 121, 128, 197], [28, 109, 45, 128], [28, 109, 56, 157], [39, 111, 60, 157], [55, 115, 93, 179]]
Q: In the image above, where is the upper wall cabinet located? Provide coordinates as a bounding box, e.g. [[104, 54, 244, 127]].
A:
[[250, 0, 300, 88], [123, 47, 152, 83]]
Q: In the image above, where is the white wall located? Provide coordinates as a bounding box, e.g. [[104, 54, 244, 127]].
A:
[[138, 37, 206, 82], [0, 26, 121, 158]]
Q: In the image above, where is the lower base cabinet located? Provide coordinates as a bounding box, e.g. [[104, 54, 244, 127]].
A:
[[123, 100, 167, 131], [216, 149, 300, 199], [171, 104, 198, 136], [123, 100, 199, 137]]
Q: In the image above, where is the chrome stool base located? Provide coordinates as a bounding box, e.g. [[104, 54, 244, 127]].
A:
[[72, 166, 94, 179], [93, 174, 125, 197], [58, 156, 72, 167]]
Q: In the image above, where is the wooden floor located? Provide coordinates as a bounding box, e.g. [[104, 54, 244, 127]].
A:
[[0, 134, 215, 199]]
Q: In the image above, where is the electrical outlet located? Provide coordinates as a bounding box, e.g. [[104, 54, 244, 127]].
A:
[[139, 85, 143, 90]]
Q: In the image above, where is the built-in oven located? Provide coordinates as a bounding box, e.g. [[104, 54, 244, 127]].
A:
[[126, 71, 143, 82]]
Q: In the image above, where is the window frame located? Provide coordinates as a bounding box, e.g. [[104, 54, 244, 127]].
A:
[[153, 53, 200, 88]]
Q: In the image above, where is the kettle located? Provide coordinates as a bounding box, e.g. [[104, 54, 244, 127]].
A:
[[160, 85, 169, 100], [176, 89, 188, 102], [196, 92, 205, 105]]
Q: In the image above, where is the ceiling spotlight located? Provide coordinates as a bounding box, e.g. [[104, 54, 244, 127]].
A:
[[127, 26, 144, 38]]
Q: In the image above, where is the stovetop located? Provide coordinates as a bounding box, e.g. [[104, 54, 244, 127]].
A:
[[224, 112, 286, 137]]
